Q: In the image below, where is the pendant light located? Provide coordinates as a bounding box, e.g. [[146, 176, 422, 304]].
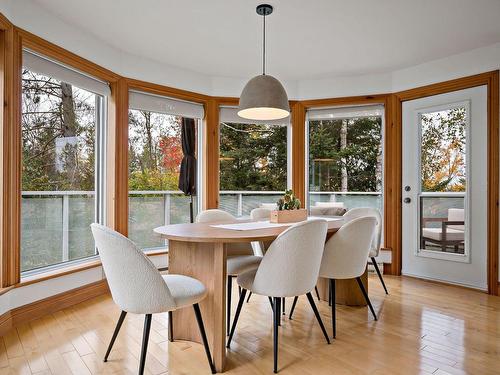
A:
[[238, 4, 290, 121]]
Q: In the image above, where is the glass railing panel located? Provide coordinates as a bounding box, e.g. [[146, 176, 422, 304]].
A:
[[21, 195, 63, 272], [68, 194, 96, 260], [128, 193, 166, 250]]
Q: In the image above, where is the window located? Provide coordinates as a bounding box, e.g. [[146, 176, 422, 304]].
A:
[[218, 107, 290, 216], [128, 91, 203, 250], [21, 50, 108, 274], [419, 103, 468, 254], [307, 105, 383, 213]]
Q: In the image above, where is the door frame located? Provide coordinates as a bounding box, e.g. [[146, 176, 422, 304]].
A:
[[393, 71, 499, 295]]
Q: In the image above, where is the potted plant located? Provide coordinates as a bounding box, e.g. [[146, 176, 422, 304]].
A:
[[270, 190, 308, 223]]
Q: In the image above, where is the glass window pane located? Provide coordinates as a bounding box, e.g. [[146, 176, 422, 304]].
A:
[[128, 109, 199, 250], [308, 114, 383, 213], [420, 106, 467, 192], [419, 105, 467, 255], [21, 68, 101, 273], [219, 122, 288, 217], [420, 196, 465, 254]]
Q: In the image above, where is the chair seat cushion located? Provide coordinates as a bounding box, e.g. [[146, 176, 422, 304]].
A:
[[422, 227, 465, 242], [227, 255, 262, 276], [162, 274, 207, 309], [236, 269, 258, 292]]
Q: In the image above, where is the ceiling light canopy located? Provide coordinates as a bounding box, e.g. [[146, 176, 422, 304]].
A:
[[238, 4, 289, 121]]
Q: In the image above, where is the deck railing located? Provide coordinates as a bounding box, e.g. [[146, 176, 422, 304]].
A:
[[21, 190, 383, 271]]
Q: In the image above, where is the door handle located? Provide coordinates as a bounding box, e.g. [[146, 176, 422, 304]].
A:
[[404, 197, 411, 204]]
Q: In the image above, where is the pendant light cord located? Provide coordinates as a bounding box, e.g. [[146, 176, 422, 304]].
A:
[[262, 12, 266, 75]]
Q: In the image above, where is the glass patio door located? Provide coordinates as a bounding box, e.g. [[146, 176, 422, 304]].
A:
[[402, 86, 488, 290]]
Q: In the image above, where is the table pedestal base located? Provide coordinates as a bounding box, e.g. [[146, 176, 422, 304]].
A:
[[168, 240, 227, 372], [316, 269, 368, 306]]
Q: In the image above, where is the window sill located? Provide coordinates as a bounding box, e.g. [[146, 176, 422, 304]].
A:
[[16, 248, 168, 288]]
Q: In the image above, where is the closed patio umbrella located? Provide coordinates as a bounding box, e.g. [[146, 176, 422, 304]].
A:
[[178, 117, 196, 223]]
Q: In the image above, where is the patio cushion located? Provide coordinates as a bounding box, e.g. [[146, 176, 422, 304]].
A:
[[447, 208, 465, 231], [310, 206, 346, 217], [260, 203, 278, 210], [422, 227, 465, 242], [315, 201, 345, 208]]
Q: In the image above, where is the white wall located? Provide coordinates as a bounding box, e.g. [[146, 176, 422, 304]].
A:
[[0, 254, 167, 316], [5, 0, 499, 101]]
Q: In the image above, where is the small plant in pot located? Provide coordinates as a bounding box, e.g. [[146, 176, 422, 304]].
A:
[[271, 190, 308, 223]]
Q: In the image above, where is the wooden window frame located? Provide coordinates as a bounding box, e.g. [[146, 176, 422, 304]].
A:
[[0, 13, 497, 295]]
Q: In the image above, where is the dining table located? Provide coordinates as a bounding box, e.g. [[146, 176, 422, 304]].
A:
[[154, 216, 369, 372]]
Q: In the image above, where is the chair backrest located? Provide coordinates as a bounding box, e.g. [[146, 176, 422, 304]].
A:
[[252, 219, 328, 297], [343, 207, 382, 256], [91, 224, 175, 314], [315, 201, 345, 208], [196, 209, 254, 256], [319, 216, 377, 279], [250, 207, 271, 221], [447, 208, 465, 231], [196, 209, 236, 223]]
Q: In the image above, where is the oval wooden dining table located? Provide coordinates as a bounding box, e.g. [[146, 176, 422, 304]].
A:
[[154, 217, 368, 372]]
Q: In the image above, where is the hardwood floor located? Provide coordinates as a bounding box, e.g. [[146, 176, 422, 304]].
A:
[[1, 275, 499, 374]]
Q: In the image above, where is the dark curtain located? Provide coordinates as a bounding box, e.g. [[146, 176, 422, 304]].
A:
[[178, 117, 196, 222]]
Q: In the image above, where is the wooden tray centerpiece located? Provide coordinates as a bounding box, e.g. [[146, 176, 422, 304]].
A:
[[270, 190, 308, 223]]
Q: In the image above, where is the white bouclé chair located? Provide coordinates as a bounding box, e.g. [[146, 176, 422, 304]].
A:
[[226, 220, 330, 373], [319, 216, 378, 338], [250, 207, 272, 257], [196, 209, 262, 335], [91, 224, 216, 375], [343, 207, 388, 294]]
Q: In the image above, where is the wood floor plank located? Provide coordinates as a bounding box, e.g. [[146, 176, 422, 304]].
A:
[[1, 275, 499, 374]]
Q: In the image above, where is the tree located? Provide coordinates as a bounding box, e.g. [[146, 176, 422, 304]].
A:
[[420, 107, 466, 192], [128, 110, 183, 190], [219, 123, 287, 191], [308, 116, 382, 192], [22, 70, 96, 191]]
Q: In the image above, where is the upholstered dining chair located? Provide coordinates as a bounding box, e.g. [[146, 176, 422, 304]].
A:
[[196, 209, 262, 335], [343, 207, 388, 294], [249, 207, 271, 256], [226, 219, 330, 373], [90, 224, 215, 375], [318, 216, 378, 338]]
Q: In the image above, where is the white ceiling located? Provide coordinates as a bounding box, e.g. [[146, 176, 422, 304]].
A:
[[31, 0, 500, 81]]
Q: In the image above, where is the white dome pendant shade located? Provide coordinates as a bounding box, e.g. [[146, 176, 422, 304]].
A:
[[238, 74, 289, 120], [238, 4, 290, 121]]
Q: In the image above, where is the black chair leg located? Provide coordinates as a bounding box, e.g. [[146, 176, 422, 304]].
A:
[[278, 297, 281, 326], [328, 282, 332, 306], [330, 279, 336, 338], [268, 296, 274, 309], [371, 257, 388, 294], [273, 297, 281, 373], [246, 291, 252, 303], [238, 286, 242, 296], [193, 303, 217, 374], [282, 297, 285, 315], [168, 311, 174, 342], [315, 286, 320, 301], [227, 276, 232, 336], [227, 288, 247, 348], [104, 310, 127, 362], [288, 296, 298, 320], [138, 314, 152, 375], [305, 292, 331, 344], [356, 277, 378, 321]]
